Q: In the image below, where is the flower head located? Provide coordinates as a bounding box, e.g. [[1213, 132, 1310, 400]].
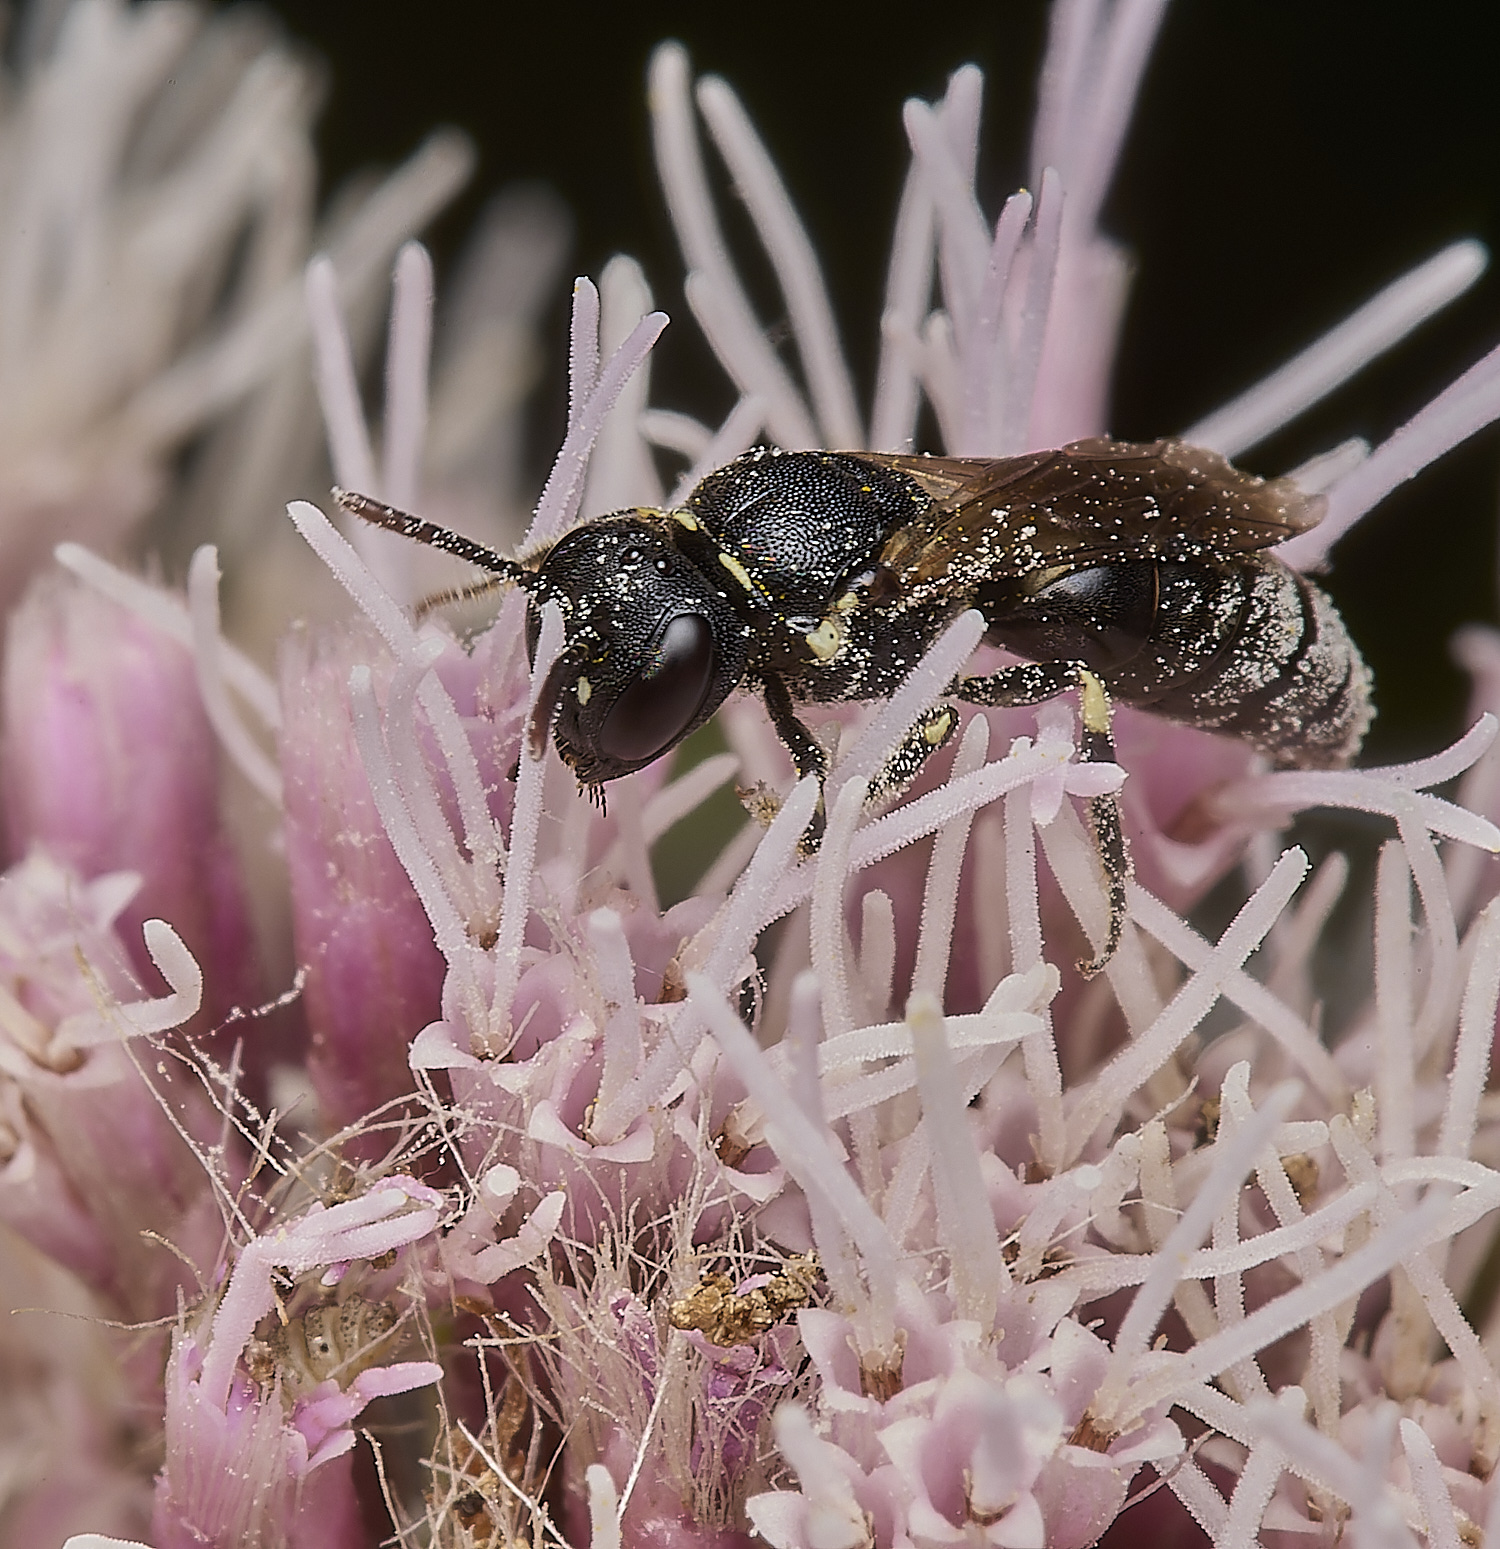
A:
[[14, 5, 1500, 1549]]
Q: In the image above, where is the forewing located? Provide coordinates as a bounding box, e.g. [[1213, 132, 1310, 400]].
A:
[[865, 439, 1325, 590]]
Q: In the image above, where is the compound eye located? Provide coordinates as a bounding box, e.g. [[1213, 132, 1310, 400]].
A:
[[597, 613, 716, 764]]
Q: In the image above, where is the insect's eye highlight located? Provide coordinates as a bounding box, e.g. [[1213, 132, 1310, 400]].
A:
[[597, 612, 717, 764]]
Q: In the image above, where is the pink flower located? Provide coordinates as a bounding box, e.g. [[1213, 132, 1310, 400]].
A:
[[3, 576, 261, 1033], [151, 1178, 444, 1549], [278, 622, 448, 1132], [15, 5, 1500, 1548], [0, 853, 217, 1321]]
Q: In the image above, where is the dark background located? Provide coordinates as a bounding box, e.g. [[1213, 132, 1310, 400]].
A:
[[259, 1, 1500, 763]]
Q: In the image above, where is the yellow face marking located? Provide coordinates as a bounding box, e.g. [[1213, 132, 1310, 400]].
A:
[[576, 675, 592, 706], [806, 617, 843, 661], [671, 509, 699, 532], [717, 551, 758, 594], [1079, 669, 1111, 734]]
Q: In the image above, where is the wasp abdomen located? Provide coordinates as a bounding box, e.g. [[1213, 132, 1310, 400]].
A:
[[979, 548, 1372, 770], [1144, 559, 1372, 769]]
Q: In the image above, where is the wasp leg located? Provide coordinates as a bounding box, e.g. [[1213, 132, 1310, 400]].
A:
[[952, 661, 1129, 976], [758, 673, 829, 850], [866, 704, 959, 804]]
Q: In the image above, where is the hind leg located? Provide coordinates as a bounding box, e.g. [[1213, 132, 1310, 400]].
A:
[[953, 660, 1128, 975]]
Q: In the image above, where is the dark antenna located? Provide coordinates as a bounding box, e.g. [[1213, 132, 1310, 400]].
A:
[[332, 489, 544, 599]]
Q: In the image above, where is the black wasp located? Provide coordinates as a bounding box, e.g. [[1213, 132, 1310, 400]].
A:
[[336, 438, 1372, 974]]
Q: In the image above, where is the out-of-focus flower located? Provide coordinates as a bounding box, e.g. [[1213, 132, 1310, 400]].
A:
[[6, 3, 1500, 1549], [0, 854, 212, 1322], [3, 576, 262, 1031], [0, 0, 474, 617]]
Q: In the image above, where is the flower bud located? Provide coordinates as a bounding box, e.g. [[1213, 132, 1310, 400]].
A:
[[279, 623, 445, 1132], [2, 573, 261, 1028]]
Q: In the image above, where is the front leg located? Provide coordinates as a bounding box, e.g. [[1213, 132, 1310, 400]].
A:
[[954, 660, 1129, 976], [756, 673, 829, 849], [760, 678, 965, 838], [761, 672, 828, 784]]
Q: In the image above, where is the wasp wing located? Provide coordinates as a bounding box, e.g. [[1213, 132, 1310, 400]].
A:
[[864, 439, 1324, 592]]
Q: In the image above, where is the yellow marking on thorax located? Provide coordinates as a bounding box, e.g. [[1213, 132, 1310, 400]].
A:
[[805, 592, 861, 662], [576, 675, 592, 706], [717, 551, 758, 595], [806, 617, 844, 661], [671, 509, 700, 532]]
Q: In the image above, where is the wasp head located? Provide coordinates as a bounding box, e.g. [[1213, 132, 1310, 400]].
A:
[[523, 515, 751, 784]]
